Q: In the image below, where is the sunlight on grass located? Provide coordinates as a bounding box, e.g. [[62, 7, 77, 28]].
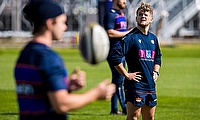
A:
[[0, 43, 200, 120]]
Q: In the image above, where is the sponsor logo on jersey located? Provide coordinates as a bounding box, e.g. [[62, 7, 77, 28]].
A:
[[17, 84, 34, 95], [138, 39, 142, 43], [139, 50, 155, 61], [151, 40, 154, 44]]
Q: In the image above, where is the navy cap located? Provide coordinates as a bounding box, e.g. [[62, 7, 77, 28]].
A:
[[23, 0, 64, 26]]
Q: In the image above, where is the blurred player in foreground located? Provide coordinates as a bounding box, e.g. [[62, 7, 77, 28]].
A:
[[103, 0, 132, 115], [14, 0, 115, 120], [108, 2, 162, 120]]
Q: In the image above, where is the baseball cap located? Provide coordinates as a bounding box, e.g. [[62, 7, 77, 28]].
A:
[[23, 0, 64, 26]]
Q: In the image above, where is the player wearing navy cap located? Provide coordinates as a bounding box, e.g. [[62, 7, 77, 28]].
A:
[[14, 0, 115, 120], [103, 0, 132, 115], [108, 2, 162, 120]]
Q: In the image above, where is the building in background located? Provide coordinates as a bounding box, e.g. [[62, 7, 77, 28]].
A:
[[0, 0, 200, 45]]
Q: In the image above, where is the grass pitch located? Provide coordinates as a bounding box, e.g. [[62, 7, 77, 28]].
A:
[[0, 43, 200, 120]]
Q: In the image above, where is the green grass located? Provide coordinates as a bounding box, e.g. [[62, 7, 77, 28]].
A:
[[0, 43, 200, 120]]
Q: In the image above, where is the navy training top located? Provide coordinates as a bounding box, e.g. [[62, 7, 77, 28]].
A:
[[14, 42, 69, 120], [103, 9, 127, 32], [103, 8, 127, 49], [108, 28, 162, 91]]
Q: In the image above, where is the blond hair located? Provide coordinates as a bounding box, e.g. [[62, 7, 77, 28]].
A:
[[136, 2, 153, 15]]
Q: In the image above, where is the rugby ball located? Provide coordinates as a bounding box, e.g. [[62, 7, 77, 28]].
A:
[[78, 22, 110, 65]]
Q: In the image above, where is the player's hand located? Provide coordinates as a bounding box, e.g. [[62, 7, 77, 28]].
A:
[[126, 72, 142, 82], [128, 26, 133, 30], [69, 67, 86, 91], [153, 71, 159, 81], [96, 80, 116, 100]]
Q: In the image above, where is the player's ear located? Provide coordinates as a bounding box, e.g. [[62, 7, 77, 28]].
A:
[[150, 17, 153, 23], [46, 18, 54, 30]]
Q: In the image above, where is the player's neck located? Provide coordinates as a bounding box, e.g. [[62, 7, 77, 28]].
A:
[[112, 7, 123, 11], [137, 25, 149, 35], [32, 31, 52, 47], [112, 4, 123, 11]]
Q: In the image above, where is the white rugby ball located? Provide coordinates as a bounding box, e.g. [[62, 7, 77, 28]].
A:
[[79, 22, 110, 64]]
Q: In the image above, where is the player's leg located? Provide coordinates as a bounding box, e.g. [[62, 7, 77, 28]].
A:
[[141, 105, 156, 120], [114, 70, 126, 114], [126, 102, 141, 120], [108, 60, 119, 114], [116, 84, 126, 114], [141, 93, 157, 120], [108, 58, 126, 114], [111, 70, 124, 114], [115, 57, 126, 114], [110, 92, 119, 114], [120, 57, 126, 114]]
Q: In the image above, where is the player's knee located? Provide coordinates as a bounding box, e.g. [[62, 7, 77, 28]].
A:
[[145, 116, 154, 120], [150, 116, 154, 120], [133, 116, 139, 120], [126, 114, 139, 120]]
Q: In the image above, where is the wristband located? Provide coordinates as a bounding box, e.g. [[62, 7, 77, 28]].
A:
[[153, 71, 159, 76]]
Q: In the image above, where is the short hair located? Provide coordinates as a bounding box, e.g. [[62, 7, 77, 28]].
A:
[[32, 18, 57, 35], [136, 2, 153, 16]]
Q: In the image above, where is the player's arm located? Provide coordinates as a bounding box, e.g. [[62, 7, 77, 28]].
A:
[[104, 13, 132, 38], [42, 56, 115, 114], [153, 64, 160, 81], [106, 28, 132, 38], [114, 63, 129, 78], [114, 63, 142, 82], [153, 37, 162, 81], [154, 64, 160, 73], [47, 80, 115, 114]]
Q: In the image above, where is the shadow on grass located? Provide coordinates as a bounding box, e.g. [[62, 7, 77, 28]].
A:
[[69, 113, 110, 116]]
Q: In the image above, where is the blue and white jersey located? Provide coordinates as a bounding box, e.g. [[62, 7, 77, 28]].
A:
[[103, 8, 127, 44], [109, 28, 162, 91], [103, 8, 128, 60], [14, 42, 69, 120]]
